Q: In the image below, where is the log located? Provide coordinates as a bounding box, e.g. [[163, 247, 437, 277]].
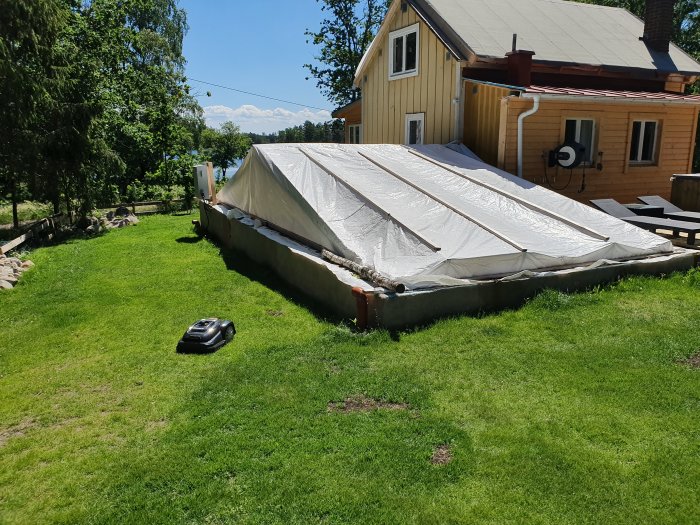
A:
[[322, 249, 406, 293]]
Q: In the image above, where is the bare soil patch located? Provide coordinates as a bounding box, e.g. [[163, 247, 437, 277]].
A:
[[430, 444, 453, 465], [266, 309, 284, 317], [146, 419, 169, 432], [0, 418, 37, 448], [327, 395, 408, 413], [680, 351, 700, 368]]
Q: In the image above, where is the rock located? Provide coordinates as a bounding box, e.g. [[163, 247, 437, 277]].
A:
[[104, 213, 138, 229], [0, 280, 14, 289], [7, 257, 21, 268], [21, 260, 34, 269], [2, 275, 17, 285]]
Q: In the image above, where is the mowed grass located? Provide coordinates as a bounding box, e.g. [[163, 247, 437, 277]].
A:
[[1, 214, 699, 524]]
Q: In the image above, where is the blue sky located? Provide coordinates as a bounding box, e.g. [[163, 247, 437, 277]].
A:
[[180, 0, 335, 133]]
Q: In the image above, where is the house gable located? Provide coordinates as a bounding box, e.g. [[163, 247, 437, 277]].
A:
[[358, 0, 460, 145]]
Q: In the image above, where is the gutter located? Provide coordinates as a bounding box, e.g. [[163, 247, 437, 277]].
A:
[[523, 93, 700, 106], [517, 94, 540, 179], [454, 61, 464, 142]]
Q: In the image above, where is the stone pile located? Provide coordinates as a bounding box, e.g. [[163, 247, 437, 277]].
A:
[[0, 252, 34, 290], [103, 206, 139, 229], [76, 207, 139, 235]]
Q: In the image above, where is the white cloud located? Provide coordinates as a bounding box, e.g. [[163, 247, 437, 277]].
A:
[[204, 104, 333, 134]]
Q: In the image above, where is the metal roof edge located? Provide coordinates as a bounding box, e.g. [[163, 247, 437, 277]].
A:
[[471, 55, 700, 78], [463, 78, 526, 91], [331, 98, 362, 118], [354, 0, 472, 87], [354, 0, 401, 87], [522, 88, 700, 105], [407, 0, 473, 61]]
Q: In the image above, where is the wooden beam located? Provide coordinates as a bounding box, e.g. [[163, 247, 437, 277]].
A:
[[1, 230, 33, 255]]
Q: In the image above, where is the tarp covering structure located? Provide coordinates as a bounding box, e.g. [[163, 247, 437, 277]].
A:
[[217, 143, 672, 289]]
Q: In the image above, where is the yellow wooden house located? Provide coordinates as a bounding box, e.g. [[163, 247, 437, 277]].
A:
[[344, 0, 700, 203]]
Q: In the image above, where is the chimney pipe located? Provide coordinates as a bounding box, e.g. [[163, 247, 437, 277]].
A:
[[643, 0, 675, 53], [506, 49, 535, 87]]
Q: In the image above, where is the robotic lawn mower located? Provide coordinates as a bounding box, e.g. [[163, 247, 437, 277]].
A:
[[176, 318, 235, 353]]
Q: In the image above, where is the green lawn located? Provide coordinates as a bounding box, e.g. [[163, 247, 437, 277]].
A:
[[1, 214, 699, 524]]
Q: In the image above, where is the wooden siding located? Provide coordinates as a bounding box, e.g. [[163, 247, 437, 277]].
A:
[[463, 80, 510, 166], [335, 101, 362, 143], [500, 98, 699, 203], [360, 5, 457, 144]]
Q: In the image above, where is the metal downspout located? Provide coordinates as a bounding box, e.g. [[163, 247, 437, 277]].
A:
[[517, 94, 540, 178], [454, 61, 464, 142]]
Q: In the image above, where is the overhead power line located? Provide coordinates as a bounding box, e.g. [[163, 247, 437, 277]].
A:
[[188, 78, 331, 112]]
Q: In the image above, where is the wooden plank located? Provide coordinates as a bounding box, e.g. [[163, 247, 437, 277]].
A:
[[359, 151, 527, 251], [299, 147, 440, 252], [1, 230, 33, 254]]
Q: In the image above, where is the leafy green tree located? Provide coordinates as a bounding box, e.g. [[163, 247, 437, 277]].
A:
[[247, 120, 345, 145], [201, 122, 252, 180], [94, 0, 194, 194], [1, 0, 203, 223], [305, 0, 389, 108], [0, 0, 67, 227]]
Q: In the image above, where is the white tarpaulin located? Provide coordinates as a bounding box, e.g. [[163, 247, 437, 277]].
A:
[[217, 143, 672, 284]]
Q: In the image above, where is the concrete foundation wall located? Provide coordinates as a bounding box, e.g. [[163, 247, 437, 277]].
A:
[[372, 253, 698, 329], [201, 202, 698, 330], [200, 202, 358, 319]]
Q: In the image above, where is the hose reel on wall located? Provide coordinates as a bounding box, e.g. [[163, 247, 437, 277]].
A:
[[548, 141, 586, 169], [543, 141, 588, 192]]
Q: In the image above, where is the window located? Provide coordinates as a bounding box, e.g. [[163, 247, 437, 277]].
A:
[[405, 113, 424, 145], [389, 24, 419, 79], [629, 120, 658, 163], [564, 118, 595, 164], [348, 124, 361, 144]]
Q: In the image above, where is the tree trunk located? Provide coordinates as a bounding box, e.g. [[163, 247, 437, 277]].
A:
[[11, 177, 19, 229], [51, 172, 61, 215]]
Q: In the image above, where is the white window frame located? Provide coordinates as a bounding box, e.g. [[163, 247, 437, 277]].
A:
[[629, 120, 659, 164], [405, 113, 425, 145], [348, 124, 362, 144], [389, 23, 419, 80], [564, 118, 596, 164]]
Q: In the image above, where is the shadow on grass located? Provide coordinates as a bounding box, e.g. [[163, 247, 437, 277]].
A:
[[218, 246, 347, 326], [3, 228, 113, 256], [175, 235, 204, 244]]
